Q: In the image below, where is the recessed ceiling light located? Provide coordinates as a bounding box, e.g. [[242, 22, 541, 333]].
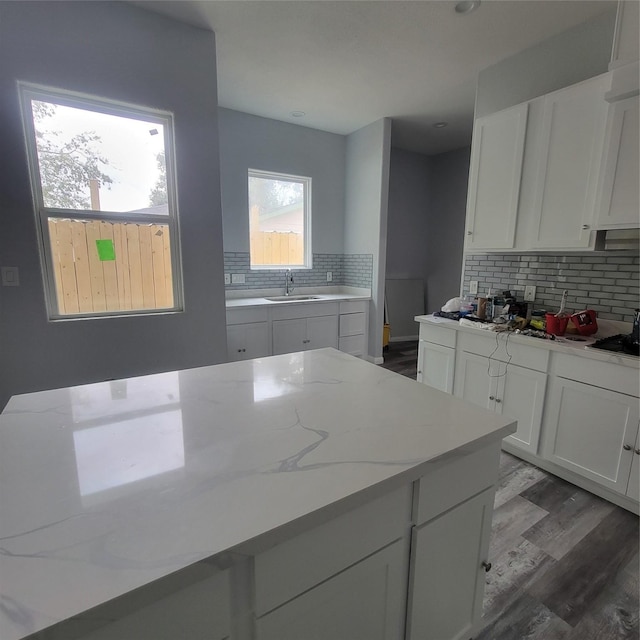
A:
[[290, 111, 306, 118], [433, 122, 448, 128], [455, 1, 481, 15]]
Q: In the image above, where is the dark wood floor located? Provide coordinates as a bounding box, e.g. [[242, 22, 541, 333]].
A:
[[380, 341, 640, 640]]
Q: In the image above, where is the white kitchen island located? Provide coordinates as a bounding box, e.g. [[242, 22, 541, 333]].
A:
[[0, 348, 515, 640]]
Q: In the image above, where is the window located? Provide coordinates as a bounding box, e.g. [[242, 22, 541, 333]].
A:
[[19, 83, 183, 318], [248, 169, 311, 268]]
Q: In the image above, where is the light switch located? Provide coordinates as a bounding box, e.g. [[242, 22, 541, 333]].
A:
[[224, 273, 231, 285], [231, 273, 245, 284], [524, 285, 536, 302], [326, 271, 333, 282], [469, 280, 478, 294], [1, 266, 19, 287]]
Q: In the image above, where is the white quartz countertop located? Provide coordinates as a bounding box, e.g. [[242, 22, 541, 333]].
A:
[[226, 290, 371, 309], [0, 348, 514, 640], [415, 314, 640, 369]]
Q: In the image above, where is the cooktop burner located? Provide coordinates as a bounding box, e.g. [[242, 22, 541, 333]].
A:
[[588, 334, 639, 357]]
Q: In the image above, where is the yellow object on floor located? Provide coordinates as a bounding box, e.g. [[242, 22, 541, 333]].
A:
[[383, 323, 390, 348]]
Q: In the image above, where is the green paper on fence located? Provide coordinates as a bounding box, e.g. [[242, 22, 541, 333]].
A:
[[96, 239, 116, 261]]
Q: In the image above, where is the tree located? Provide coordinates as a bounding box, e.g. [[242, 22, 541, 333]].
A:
[[148, 151, 167, 206], [32, 101, 112, 210]]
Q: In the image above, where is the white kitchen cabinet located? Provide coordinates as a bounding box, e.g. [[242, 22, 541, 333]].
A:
[[338, 300, 369, 357], [464, 103, 528, 250], [272, 314, 338, 355], [454, 351, 546, 455], [627, 432, 640, 502], [417, 340, 455, 393], [595, 95, 640, 229], [528, 74, 609, 249], [256, 541, 405, 640], [542, 377, 640, 495], [227, 322, 269, 361], [407, 487, 494, 640]]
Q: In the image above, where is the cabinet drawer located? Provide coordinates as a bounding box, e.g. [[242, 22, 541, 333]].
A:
[[340, 300, 368, 315], [226, 307, 268, 325], [340, 312, 366, 337], [418, 322, 457, 348], [254, 485, 411, 616], [550, 352, 639, 398], [458, 331, 549, 371], [413, 444, 500, 526], [339, 334, 365, 356], [271, 302, 339, 321]]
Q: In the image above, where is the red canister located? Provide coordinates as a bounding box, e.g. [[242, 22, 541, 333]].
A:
[[570, 310, 598, 336]]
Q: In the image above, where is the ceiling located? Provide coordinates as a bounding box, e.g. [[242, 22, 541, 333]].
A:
[[136, 0, 616, 156]]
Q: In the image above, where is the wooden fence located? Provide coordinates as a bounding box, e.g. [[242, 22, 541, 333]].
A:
[[250, 231, 303, 266], [48, 218, 174, 315]]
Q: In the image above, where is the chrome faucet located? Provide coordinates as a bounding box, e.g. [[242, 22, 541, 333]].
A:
[[285, 269, 294, 296]]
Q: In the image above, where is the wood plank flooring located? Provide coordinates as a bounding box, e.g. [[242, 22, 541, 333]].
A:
[[380, 341, 640, 639]]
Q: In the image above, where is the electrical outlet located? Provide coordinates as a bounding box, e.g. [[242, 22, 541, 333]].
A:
[[469, 280, 478, 294], [224, 273, 231, 285], [1, 267, 19, 287], [326, 271, 333, 282], [231, 273, 245, 284], [524, 285, 536, 302]]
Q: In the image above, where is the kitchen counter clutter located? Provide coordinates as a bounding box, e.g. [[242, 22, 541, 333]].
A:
[[415, 314, 640, 514], [226, 288, 371, 361], [0, 348, 514, 640]]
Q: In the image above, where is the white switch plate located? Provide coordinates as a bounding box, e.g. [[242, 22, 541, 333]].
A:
[[524, 285, 536, 302], [1, 266, 19, 287], [326, 271, 333, 282], [231, 273, 245, 284], [224, 273, 231, 285], [469, 280, 478, 294]]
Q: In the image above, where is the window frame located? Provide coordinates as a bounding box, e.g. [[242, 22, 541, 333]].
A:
[[18, 82, 184, 320], [248, 168, 312, 270]]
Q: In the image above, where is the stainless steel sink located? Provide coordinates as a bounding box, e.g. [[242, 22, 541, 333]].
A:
[[264, 295, 321, 302]]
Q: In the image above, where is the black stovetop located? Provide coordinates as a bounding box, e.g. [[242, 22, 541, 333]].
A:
[[588, 334, 639, 357]]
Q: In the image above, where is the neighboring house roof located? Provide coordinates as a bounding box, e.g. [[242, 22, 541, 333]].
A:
[[128, 203, 169, 215]]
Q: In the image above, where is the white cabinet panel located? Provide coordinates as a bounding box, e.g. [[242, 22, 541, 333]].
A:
[[543, 378, 640, 493], [528, 75, 608, 249], [465, 103, 528, 250], [272, 315, 338, 355], [256, 541, 406, 640], [307, 314, 338, 349], [596, 95, 640, 229], [407, 488, 494, 640], [339, 311, 365, 337], [417, 341, 455, 393], [453, 351, 493, 409], [227, 322, 269, 361]]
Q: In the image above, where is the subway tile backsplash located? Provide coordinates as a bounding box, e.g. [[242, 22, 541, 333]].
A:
[[462, 252, 639, 323], [223, 252, 373, 290]]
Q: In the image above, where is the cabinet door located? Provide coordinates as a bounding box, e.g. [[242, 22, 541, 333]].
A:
[[498, 364, 547, 455], [306, 314, 338, 350], [272, 318, 306, 355], [465, 103, 528, 250], [453, 351, 495, 409], [596, 95, 640, 229], [529, 75, 608, 249], [256, 541, 406, 640], [543, 378, 640, 493], [627, 432, 640, 502], [227, 322, 269, 361], [417, 341, 455, 393], [407, 488, 494, 640]]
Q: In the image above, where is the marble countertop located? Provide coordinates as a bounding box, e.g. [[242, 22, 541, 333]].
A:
[[415, 314, 640, 369], [226, 287, 371, 309], [0, 348, 514, 640]]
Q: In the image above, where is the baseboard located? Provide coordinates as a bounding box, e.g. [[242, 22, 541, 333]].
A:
[[389, 335, 418, 342]]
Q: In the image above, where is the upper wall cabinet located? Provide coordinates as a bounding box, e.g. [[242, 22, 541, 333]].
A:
[[527, 75, 609, 250], [595, 95, 639, 229], [464, 103, 528, 251]]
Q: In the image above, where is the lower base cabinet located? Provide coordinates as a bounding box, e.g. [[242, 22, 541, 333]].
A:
[[406, 488, 494, 640], [417, 340, 455, 393], [227, 322, 270, 361], [256, 541, 406, 640], [542, 377, 640, 495]]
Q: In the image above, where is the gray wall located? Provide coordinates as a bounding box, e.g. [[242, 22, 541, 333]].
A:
[[345, 119, 392, 362], [0, 2, 227, 409], [218, 108, 346, 255], [386, 146, 470, 316], [425, 147, 470, 313], [475, 9, 617, 117]]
